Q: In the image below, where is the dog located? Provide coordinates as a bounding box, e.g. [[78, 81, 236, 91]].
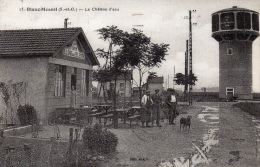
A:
[[180, 116, 192, 132]]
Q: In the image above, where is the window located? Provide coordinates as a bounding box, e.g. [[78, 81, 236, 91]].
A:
[[81, 69, 89, 96], [110, 83, 115, 91], [227, 48, 233, 55], [237, 12, 251, 30], [252, 13, 259, 31], [71, 67, 77, 90], [226, 87, 234, 96], [54, 65, 66, 96], [120, 83, 124, 90], [212, 14, 219, 32], [220, 12, 235, 30]]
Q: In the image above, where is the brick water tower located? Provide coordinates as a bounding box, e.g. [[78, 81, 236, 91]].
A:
[[212, 6, 259, 100]]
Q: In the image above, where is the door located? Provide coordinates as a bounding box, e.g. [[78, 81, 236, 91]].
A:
[[226, 88, 234, 101]]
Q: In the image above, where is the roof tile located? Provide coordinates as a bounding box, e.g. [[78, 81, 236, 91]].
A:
[[0, 28, 80, 56]]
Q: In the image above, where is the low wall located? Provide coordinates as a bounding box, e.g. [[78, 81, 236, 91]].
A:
[[233, 102, 260, 118], [253, 93, 260, 100], [3, 125, 32, 136]]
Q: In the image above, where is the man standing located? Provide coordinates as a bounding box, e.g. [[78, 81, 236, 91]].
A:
[[152, 89, 162, 127], [165, 88, 178, 125], [141, 90, 153, 128]]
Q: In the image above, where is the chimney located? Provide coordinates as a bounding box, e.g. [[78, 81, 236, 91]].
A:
[[64, 18, 68, 28]]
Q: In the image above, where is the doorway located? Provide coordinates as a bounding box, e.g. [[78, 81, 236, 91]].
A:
[[226, 87, 234, 101]]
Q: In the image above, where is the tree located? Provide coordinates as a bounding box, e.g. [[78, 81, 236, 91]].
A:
[[95, 26, 127, 128], [119, 29, 169, 105], [146, 72, 157, 90], [174, 72, 198, 87], [94, 26, 125, 103], [95, 26, 169, 127], [92, 67, 113, 102]]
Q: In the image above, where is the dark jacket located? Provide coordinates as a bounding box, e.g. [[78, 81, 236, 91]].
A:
[[152, 93, 162, 104]]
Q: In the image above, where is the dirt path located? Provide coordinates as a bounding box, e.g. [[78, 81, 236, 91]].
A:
[[106, 104, 207, 167], [209, 103, 258, 167], [106, 102, 259, 167]]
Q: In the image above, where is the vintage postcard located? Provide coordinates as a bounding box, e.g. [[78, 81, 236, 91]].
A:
[[0, 0, 259, 166]]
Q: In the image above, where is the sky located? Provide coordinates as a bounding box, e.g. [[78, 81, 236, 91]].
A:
[[0, 0, 260, 92]]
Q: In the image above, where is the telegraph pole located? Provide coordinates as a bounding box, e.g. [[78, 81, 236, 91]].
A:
[[185, 40, 188, 93], [189, 10, 192, 105], [188, 10, 196, 105]]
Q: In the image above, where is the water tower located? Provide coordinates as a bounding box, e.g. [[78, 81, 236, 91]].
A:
[[212, 6, 259, 100]]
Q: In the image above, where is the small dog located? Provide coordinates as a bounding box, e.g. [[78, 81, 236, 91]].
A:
[[180, 116, 192, 132]]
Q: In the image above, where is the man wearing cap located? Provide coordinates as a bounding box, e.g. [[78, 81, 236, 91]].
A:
[[152, 89, 162, 127], [165, 88, 178, 125], [141, 90, 153, 128]]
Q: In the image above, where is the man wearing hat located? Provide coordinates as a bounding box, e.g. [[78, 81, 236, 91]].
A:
[[165, 88, 178, 125], [152, 89, 162, 127], [141, 90, 153, 127]]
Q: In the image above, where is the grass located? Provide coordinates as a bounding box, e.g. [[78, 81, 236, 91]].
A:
[[233, 102, 260, 119]]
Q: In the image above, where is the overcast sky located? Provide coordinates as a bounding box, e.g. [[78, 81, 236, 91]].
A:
[[0, 0, 259, 92]]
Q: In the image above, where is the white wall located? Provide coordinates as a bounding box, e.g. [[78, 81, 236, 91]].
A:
[[0, 57, 49, 124]]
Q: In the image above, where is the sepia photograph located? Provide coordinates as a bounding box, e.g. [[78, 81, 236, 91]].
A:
[[0, 0, 260, 166]]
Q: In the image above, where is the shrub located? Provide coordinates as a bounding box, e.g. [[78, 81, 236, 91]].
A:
[[82, 124, 118, 155], [17, 104, 38, 126]]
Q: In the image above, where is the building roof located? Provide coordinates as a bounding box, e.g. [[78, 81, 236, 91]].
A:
[[0, 27, 99, 65], [147, 76, 164, 83], [213, 6, 258, 15]]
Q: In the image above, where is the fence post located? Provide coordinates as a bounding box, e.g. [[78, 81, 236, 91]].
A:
[[67, 128, 74, 165], [0, 128, 4, 146], [24, 144, 32, 166], [75, 128, 79, 166], [49, 137, 55, 167]]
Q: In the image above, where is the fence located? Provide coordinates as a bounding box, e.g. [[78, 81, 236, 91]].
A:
[[0, 135, 72, 167]]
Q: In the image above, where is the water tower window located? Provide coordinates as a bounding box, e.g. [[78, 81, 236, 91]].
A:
[[221, 12, 235, 30], [252, 13, 259, 31], [227, 48, 233, 55], [212, 14, 219, 32], [237, 12, 251, 29]]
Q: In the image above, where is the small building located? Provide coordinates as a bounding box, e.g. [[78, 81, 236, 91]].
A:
[[145, 76, 164, 93], [0, 28, 99, 124], [132, 87, 146, 94], [97, 70, 132, 99]]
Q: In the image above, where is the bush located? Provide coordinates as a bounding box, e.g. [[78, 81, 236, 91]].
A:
[[17, 104, 38, 126], [82, 124, 118, 155]]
